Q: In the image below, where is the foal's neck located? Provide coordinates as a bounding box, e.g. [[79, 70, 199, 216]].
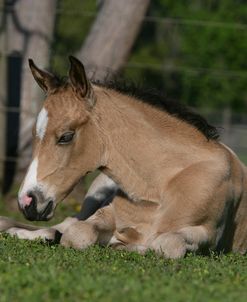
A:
[[93, 86, 208, 202]]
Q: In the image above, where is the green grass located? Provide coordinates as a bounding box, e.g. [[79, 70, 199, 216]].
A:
[[0, 235, 247, 302]]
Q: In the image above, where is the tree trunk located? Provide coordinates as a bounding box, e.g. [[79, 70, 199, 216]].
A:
[[78, 0, 150, 80], [5, 0, 57, 172]]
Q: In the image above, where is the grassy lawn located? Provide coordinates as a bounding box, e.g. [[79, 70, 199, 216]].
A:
[[0, 234, 246, 302]]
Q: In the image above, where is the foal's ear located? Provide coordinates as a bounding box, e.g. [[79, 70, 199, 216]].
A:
[[28, 59, 59, 93], [68, 56, 95, 107]]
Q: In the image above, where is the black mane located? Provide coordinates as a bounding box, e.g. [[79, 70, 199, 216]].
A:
[[95, 79, 219, 141]]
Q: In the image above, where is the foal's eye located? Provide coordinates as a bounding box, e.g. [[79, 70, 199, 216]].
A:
[[58, 132, 75, 144]]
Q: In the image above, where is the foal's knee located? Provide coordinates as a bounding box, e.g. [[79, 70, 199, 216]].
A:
[[151, 232, 187, 259], [151, 226, 210, 259], [60, 221, 98, 250], [179, 225, 210, 251]]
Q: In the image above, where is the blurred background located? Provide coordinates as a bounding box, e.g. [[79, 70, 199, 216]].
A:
[[0, 0, 247, 219]]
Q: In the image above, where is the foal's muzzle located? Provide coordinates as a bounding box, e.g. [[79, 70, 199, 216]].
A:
[[20, 191, 54, 221]]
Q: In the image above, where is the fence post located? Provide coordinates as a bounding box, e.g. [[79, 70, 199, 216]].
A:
[[2, 53, 22, 194], [0, 1, 7, 192]]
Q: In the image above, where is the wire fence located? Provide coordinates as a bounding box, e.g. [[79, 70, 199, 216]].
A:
[[2, 5, 247, 30]]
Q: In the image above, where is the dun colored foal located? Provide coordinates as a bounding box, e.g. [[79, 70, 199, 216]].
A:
[[1, 56, 247, 258]]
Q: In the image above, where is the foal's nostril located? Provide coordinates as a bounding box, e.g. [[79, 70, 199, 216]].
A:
[[22, 194, 33, 207], [23, 196, 38, 221], [27, 190, 42, 205], [27, 192, 36, 204]]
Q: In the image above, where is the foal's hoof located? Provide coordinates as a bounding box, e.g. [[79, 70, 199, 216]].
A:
[[60, 221, 98, 250]]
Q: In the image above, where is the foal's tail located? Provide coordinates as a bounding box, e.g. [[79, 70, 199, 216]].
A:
[[0, 216, 45, 232]]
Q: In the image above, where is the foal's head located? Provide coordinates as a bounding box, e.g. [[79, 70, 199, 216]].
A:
[[18, 57, 103, 220]]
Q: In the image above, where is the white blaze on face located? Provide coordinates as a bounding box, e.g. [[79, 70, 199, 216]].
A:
[[18, 158, 39, 201], [36, 107, 48, 140], [18, 156, 56, 210]]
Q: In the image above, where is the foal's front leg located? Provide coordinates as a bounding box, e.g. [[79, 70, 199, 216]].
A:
[[60, 205, 116, 249], [0, 216, 77, 241]]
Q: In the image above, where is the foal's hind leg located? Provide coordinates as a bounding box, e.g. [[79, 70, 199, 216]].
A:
[[110, 226, 209, 258], [111, 243, 148, 255], [149, 161, 233, 258]]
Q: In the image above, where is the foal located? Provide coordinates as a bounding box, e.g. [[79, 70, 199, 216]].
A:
[[1, 56, 247, 258]]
